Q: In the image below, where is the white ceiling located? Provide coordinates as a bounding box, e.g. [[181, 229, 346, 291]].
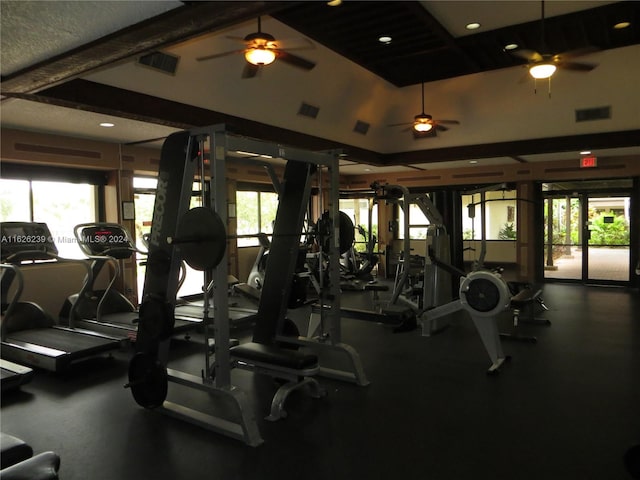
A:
[[1, 1, 638, 176]]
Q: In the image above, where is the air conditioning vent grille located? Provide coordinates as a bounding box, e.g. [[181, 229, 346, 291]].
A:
[[353, 120, 370, 135], [138, 51, 179, 75], [298, 102, 320, 119], [575, 106, 611, 122]]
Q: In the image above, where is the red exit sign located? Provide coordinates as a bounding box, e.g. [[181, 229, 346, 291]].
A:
[[580, 156, 598, 168]]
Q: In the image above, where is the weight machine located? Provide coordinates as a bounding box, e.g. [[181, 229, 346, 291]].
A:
[[373, 182, 453, 334], [368, 183, 514, 372], [125, 125, 367, 446]]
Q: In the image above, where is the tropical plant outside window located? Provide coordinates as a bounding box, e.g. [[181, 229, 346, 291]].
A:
[[462, 190, 518, 241]]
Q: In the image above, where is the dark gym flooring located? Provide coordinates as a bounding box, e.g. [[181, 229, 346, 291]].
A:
[[1, 281, 639, 480]]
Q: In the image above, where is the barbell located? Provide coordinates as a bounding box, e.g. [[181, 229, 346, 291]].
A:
[[164, 207, 358, 271]]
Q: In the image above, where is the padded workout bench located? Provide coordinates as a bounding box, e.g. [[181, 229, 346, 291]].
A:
[[509, 283, 549, 326], [1, 433, 60, 480], [230, 342, 325, 421], [500, 283, 550, 343]]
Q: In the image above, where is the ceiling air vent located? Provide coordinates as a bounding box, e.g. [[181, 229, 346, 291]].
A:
[[353, 120, 370, 135], [298, 102, 320, 119], [138, 51, 179, 75], [575, 106, 611, 122]]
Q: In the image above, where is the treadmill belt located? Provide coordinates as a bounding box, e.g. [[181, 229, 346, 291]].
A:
[[174, 305, 256, 323], [99, 312, 139, 327], [7, 328, 119, 358]]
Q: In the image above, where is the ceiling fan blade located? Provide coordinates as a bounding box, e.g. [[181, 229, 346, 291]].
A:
[[225, 35, 249, 42], [276, 50, 316, 70], [554, 46, 599, 61], [413, 129, 437, 139], [402, 126, 414, 133], [558, 61, 597, 72], [435, 124, 449, 132], [388, 121, 413, 127], [241, 63, 261, 78], [197, 49, 245, 62], [435, 119, 460, 125], [511, 49, 543, 63], [518, 70, 531, 84]]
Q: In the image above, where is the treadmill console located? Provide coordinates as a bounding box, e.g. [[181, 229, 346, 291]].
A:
[[75, 224, 135, 259], [0, 222, 58, 262]]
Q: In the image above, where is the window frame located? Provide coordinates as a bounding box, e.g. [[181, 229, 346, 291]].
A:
[[1, 167, 104, 259]]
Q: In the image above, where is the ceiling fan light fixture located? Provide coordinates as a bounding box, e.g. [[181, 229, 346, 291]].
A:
[[245, 47, 276, 66], [529, 62, 556, 79], [413, 121, 433, 132]]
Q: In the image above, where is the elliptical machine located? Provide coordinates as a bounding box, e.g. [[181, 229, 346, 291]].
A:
[[60, 223, 138, 324]]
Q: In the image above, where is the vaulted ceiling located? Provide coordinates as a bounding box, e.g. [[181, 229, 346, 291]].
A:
[[1, 1, 639, 175]]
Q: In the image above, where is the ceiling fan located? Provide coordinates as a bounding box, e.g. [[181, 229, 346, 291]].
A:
[[196, 17, 316, 78], [388, 82, 460, 136], [511, 0, 598, 82]]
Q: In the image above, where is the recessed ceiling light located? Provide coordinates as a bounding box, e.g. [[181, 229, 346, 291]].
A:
[[378, 35, 392, 44], [465, 22, 481, 30], [99, 122, 115, 128], [469, 160, 478, 164], [364, 168, 372, 172], [580, 150, 592, 155], [613, 21, 630, 29], [504, 43, 519, 51], [327, 0, 342, 6]]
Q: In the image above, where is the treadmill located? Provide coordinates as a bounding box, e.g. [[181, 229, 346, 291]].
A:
[[0, 222, 123, 372], [1, 359, 34, 392], [68, 223, 201, 341], [0, 264, 34, 391], [138, 226, 256, 328]]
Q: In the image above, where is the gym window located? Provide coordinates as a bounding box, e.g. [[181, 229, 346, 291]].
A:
[[397, 203, 431, 240], [236, 188, 278, 247], [0, 167, 103, 259], [339, 198, 378, 252], [461, 190, 518, 241], [133, 176, 204, 300]]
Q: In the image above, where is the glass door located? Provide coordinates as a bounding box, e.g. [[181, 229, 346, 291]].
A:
[[542, 180, 633, 285], [543, 195, 582, 281], [586, 195, 630, 282]]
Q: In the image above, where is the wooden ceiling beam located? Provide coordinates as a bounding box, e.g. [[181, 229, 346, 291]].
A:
[[383, 131, 640, 165], [1, 1, 296, 95]]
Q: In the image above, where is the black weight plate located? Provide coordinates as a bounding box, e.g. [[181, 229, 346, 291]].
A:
[[128, 352, 168, 409], [277, 318, 300, 350], [176, 207, 226, 271], [338, 211, 355, 254], [138, 297, 175, 341], [319, 211, 355, 255]]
